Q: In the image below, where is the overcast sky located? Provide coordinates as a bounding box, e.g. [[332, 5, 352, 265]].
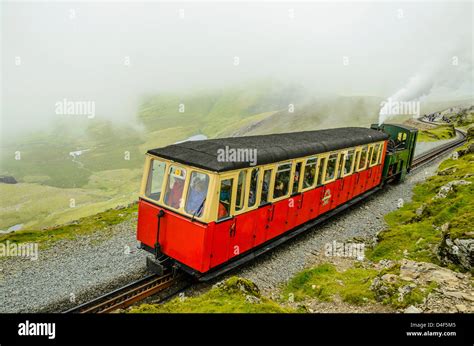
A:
[[1, 1, 472, 137]]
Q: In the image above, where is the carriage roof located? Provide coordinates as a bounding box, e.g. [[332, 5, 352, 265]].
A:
[[147, 127, 389, 172]]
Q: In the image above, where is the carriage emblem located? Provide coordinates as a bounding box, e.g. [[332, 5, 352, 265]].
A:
[[322, 189, 331, 206]]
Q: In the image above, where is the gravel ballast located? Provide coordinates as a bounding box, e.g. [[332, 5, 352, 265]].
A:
[[0, 142, 457, 313]]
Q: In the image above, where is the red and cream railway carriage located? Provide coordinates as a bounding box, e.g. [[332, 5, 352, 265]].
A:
[[137, 127, 389, 280]]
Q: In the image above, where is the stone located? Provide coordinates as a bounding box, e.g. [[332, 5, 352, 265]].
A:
[[432, 180, 472, 200], [415, 205, 425, 216], [381, 274, 398, 284], [404, 305, 422, 313], [455, 304, 467, 312], [245, 295, 261, 304]]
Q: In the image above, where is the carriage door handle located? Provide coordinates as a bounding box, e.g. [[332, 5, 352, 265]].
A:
[[229, 221, 236, 237]]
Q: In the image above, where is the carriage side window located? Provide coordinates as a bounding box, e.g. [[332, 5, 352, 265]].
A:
[[337, 153, 345, 178], [358, 146, 368, 170], [371, 144, 380, 166], [184, 172, 209, 217], [343, 150, 355, 176], [303, 157, 317, 189], [367, 146, 374, 167], [317, 158, 326, 186], [248, 168, 259, 208], [260, 169, 272, 205], [324, 153, 338, 181], [273, 163, 291, 199], [164, 166, 187, 209], [145, 159, 166, 201], [218, 178, 233, 220], [235, 171, 247, 212], [292, 162, 302, 194]]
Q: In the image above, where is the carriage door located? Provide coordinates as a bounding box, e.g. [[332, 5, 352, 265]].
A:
[[228, 170, 256, 260], [210, 176, 235, 268]]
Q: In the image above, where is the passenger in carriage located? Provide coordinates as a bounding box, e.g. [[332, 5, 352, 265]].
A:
[[274, 181, 285, 198], [218, 185, 231, 219], [165, 177, 185, 209], [303, 166, 316, 188], [186, 178, 207, 216]]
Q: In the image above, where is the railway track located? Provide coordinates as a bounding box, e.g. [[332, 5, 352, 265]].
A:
[[65, 120, 467, 314], [64, 271, 178, 313], [411, 120, 467, 169]]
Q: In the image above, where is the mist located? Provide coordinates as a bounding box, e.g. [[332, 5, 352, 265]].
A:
[[1, 1, 472, 139]]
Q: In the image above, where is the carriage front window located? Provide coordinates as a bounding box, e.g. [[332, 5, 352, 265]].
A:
[[185, 172, 209, 217], [145, 158, 166, 201], [164, 165, 187, 209]]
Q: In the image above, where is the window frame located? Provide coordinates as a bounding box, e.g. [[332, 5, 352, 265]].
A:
[[322, 151, 341, 184], [184, 170, 211, 218], [162, 164, 189, 211], [144, 157, 167, 202], [341, 149, 356, 177], [369, 143, 381, 167], [271, 161, 293, 202], [366, 144, 375, 168], [246, 166, 261, 211], [140, 154, 215, 223], [259, 165, 275, 207], [291, 159, 305, 195], [355, 145, 369, 172], [301, 156, 319, 192], [234, 170, 247, 213], [216, 173, 237, 221]]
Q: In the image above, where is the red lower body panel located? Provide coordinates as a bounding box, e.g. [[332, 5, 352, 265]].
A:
[[138, 163, 384, 274]]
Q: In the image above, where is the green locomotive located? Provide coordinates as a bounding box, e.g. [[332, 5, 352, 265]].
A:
[[371, 123, 418, 183]]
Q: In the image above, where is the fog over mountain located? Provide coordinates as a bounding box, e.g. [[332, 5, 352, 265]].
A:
[[1, 1, 472, 138]]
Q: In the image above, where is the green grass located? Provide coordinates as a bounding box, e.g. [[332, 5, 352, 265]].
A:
[[282, 263, 378, 305], [0, 203, 137, 247], [0, 169, 142, 230], [366, 138, 474, 266], [417, 125, 456, 142], [129, 277, 292, 313]]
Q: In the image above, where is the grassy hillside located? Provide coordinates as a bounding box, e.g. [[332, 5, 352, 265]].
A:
[[0, 82, 301, 230]]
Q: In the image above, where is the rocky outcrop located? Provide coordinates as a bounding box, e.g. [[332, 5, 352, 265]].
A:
[[370, 259, 473, 313], [0, 176, 17, 184], [432, 180, 471, 200], [438, 232, 473, 271]]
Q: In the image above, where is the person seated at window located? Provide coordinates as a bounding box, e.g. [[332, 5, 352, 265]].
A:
[[260, 180, 269, 205], [218, 188, 231, 219], [303, 167, 315, 187], [274, 181, 285, 198], [293, 170, 300, 192], [326, 165, 335, 179], [220, 186, 230, 203], [248, 190, 255, 206], [218, 201, 229, 219], [165, 178, 184, 209], [186, 179, 207, 216]]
